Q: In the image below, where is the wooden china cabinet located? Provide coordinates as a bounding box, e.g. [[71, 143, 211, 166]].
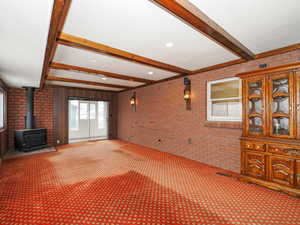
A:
[[237, 62, 300, 196]]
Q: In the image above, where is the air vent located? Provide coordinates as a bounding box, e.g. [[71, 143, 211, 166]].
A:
[[216, 172, 232, 177], [259, 63, 267, 68]]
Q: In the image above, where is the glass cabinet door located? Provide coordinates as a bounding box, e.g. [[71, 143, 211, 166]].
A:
[[269, 73, 294, 138], [244, 78, 267, 136]]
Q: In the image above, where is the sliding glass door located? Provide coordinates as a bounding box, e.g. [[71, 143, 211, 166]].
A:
[[69, 100, 109, 143]]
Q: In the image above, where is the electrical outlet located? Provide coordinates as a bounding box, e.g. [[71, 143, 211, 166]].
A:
[[57, 140, 60, 144]]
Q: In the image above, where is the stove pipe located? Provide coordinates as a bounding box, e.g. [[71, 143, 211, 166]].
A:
[[25, 87, 35, 129]]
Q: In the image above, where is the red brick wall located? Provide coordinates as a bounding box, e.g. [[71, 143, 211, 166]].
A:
[[118, 50, 300, 173], [7, 87, 55, 149]]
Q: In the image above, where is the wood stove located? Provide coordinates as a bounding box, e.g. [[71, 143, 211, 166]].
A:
[[14, 87, 48, 152], [15, 128, 47, 152]]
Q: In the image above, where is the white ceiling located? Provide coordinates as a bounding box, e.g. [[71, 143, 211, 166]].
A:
[[49, 69, 143, 87], [190, 0, 300, 53], [62, 0, 239, 71], [0, 0, 53, 87], [46, 81, 122, 91], [1, 0, 299, 90], [54, 45, 177, 81]]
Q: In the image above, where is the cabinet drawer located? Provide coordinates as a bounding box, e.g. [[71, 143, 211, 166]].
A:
[[269, 145, 300, 158], [244, 142, 254, 150], [244, 142, 265, 152]]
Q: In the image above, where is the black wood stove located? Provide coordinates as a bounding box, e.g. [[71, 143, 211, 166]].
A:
[[14, 87, 48, 152]]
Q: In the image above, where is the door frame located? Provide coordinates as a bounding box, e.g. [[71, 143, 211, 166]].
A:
[[67, 96, 110, 143]]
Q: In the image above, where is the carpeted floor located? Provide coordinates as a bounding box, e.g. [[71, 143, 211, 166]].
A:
[[0, 140, 299, 225], [3, 147, 56, 160]]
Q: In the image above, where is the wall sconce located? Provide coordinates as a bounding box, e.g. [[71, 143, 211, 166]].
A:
[[130, 91, 136, 112], [183, 77, 191, 111]]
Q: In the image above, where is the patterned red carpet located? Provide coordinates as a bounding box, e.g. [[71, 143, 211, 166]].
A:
[[0, 140, 299, 225]]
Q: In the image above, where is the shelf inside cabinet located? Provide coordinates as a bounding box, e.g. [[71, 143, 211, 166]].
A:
[[248, 94, 262, 99], [249, 125, 263, 133], [272, 129, 290, 136], [273, 92, 289, 98], [249, 113, 262, 118], [272, 112, 290, 118]]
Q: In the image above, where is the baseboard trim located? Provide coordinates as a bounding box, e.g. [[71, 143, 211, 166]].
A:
[[239, 175, 300, 197]]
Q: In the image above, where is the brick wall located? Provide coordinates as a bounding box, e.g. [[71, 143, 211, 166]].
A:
[[7, 87, 55, 149], [118, 50, 300, 173]]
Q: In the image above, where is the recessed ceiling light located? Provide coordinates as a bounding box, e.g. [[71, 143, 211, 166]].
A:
[[148, 71, 154, 75], [165, 42, 174, 48], [102, 77, 107, 80]]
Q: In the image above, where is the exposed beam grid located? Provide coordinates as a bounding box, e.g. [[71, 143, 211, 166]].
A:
[[50, 62, 154, 84], [46, 75, 130, 89], [39, 0, 72, 89], [151, 0, 254, 60], [57, 33, 191, 74]]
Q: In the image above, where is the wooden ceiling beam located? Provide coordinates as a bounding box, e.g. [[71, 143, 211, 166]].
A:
[[57, 33, 191, 74], [191, 43, 300, 75], [255, 43, 300, 59], [151, 0, 254, 60], [190, 59, 246, 75], [46, 75, 130, 89], [39, 0, 72, 89], [122, 74, 184, 92], [50, 62, 154, 84], [46, 84, 118, 93], [120, 43, 300, 92]]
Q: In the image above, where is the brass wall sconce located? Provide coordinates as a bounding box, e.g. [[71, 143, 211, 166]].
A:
[[130, 91, 136, 112], [183, 77, 191, 111]]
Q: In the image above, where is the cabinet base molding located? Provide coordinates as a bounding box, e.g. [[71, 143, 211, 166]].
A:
[[239, 176, 300, 197]]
